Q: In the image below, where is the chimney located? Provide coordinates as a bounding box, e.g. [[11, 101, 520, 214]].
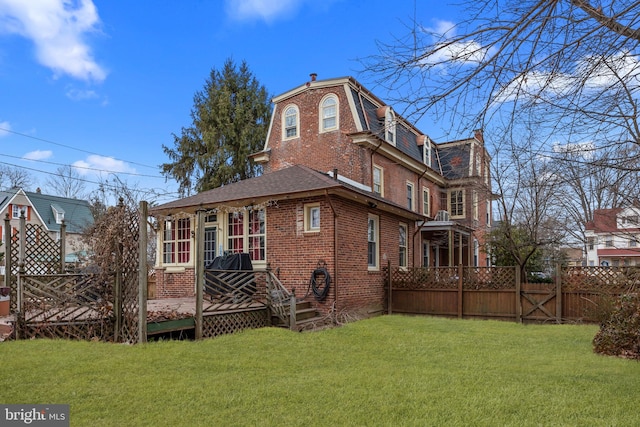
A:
[[474, 129, 484, 143], [36, 187, 41, 194], [333, 168, 338, 180], [310, 73, 317, 82]]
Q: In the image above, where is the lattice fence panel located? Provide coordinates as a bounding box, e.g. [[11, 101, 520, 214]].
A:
[[117, 203, 141, 344], [8, 224, 62, 312], [463, 267, 517, 290], [562, 266, 640, 293], [391, 267, 459, 289], [16, 274, 113, 341], [202, 309, 268, 338]]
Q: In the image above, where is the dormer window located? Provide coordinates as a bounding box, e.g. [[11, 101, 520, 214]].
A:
[[283, 105, 299, 139], [320, 95, 338, 132], [52, 205, 65, 224], [385, 107, 396, 145]]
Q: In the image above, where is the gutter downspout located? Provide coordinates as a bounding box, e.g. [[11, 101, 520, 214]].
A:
[[325, 190, 339, 313]]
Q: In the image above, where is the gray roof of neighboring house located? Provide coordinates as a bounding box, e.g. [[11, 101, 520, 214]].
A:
[[151, 164, 423, 220], [0, 189, 94, 233]]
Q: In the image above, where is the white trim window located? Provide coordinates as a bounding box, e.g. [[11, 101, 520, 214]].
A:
[[320, 95, 338, 131], [450, 189, 465, 218], [473, 190, 479, 221], [163, 218, 192, 265], [304, 203, 321, 232], [422, 187, 430, 217], [368, 214, 379, 270], [407, 182, 415, 211], [283, 105, 299, 139], [373, 165, 383, 196], [385, 107, 396, 145], [248, 209, 266, 261], [12, 205, 28, 219], [399, 223, 408, 268]]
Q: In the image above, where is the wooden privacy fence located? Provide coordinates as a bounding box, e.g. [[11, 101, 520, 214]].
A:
[[387, 265, 639, 323]]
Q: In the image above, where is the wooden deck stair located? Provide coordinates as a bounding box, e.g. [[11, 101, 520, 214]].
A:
[[272, 300, 326, 331]]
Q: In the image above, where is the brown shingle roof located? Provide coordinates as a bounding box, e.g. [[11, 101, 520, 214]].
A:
[[151, 165, 343, 214]]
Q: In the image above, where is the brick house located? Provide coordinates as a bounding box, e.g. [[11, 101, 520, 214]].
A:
[[585, 207, 640, 266], [150, 75, 493, 315]]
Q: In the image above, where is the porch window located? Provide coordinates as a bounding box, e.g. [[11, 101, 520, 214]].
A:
[[368, 215, 379, 270], [248, 209, 266, 261], [163, 218, 191, 264], [422, 240, 430, 267], [399, 223, 408, 268], [228, 212, 245, 253]]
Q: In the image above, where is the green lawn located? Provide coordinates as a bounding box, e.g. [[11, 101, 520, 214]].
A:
[[1, 316, 638, 426]]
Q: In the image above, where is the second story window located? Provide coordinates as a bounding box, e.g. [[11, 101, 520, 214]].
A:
[[407, 182, 414, 211], [373, 165, 383, 196], [320, 96, 338, 131], [423, 187, 430, 217], [450, 189, 464, 217], [283, 105, 299, 139], [12, 205, 29, 219]]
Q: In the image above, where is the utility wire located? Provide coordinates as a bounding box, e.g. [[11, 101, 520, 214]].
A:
[[0, 127, 161, 170], [1, 153, 165, 179]]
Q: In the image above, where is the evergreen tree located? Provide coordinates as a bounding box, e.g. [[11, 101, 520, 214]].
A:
[[162, 59, 271, 195]]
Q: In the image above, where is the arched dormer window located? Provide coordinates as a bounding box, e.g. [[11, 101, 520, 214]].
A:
[[320, 95, 338, 132], [385, 107, 396, 145], [376, 106, 396, 146], [283, 105, 299, 139]]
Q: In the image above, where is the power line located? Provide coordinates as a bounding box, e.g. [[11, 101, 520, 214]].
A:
[[0, 127, 160, 170], [1, 153, 165, 179]]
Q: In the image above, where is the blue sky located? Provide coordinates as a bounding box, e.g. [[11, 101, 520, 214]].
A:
[[0, 0, 456, 204]]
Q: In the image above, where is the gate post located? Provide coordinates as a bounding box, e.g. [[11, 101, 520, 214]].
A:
[[515, 267, 522, 323], [457, 264, 463, 318], [4, 214, 12, 309], [138, 201, 148, 344], [387, 260, 392, 315], [195, 209, 205, 340], [60, 220, 66, 273], [555, 263, 562, 324]]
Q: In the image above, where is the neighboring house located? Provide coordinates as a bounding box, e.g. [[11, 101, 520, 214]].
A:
[[585, 207, 640, 266], [151, 75, 494, 314], [0, 188, 94, 261]]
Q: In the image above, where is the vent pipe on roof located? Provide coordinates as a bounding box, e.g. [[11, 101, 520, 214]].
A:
[[333, 168, 338, 180]]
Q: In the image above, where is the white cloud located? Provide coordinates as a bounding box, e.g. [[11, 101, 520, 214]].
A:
[[72, 155, 135, 176], [0, 0, 106, 82], [420, 20, 489, 67], [225, 0, 303, 23], [23, 150, 53, 160], [0, 120, 10, 136], [552, 141, 596, 160], [65, 87, 99, 101]]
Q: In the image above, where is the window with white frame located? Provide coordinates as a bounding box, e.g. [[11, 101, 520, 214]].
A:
[[368, 215, 379, 270], [407, 182, 414, 211], [228, 212, 245, 253], [163, 218, 191, 264], [12, 205, 28, 219], [423, 187, 430, 217], [423, 140, 432, 166], [399, 223, 408, 268], [629, 236, 638, 247], [587, 237, 596, 250], [422, 240, 430, 267], [384, 108, 396, 145], [283, 105, 299, 139], [450, 189, 464, 217], [304, 203, 321, 232], [605, 236, 614, 247], [373, 165, 383, 196], [248, 209, 266, 261], [486, 200, 491, 225], [320, 95, 338, 131], [473, 190, 479, 221]]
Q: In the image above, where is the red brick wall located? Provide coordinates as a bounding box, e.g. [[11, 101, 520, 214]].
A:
[[265, 86, 370, 184], [154, 268, 196, 298]]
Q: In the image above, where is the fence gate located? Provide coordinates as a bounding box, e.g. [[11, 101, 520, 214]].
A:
[[519, 282, 561, 323]]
